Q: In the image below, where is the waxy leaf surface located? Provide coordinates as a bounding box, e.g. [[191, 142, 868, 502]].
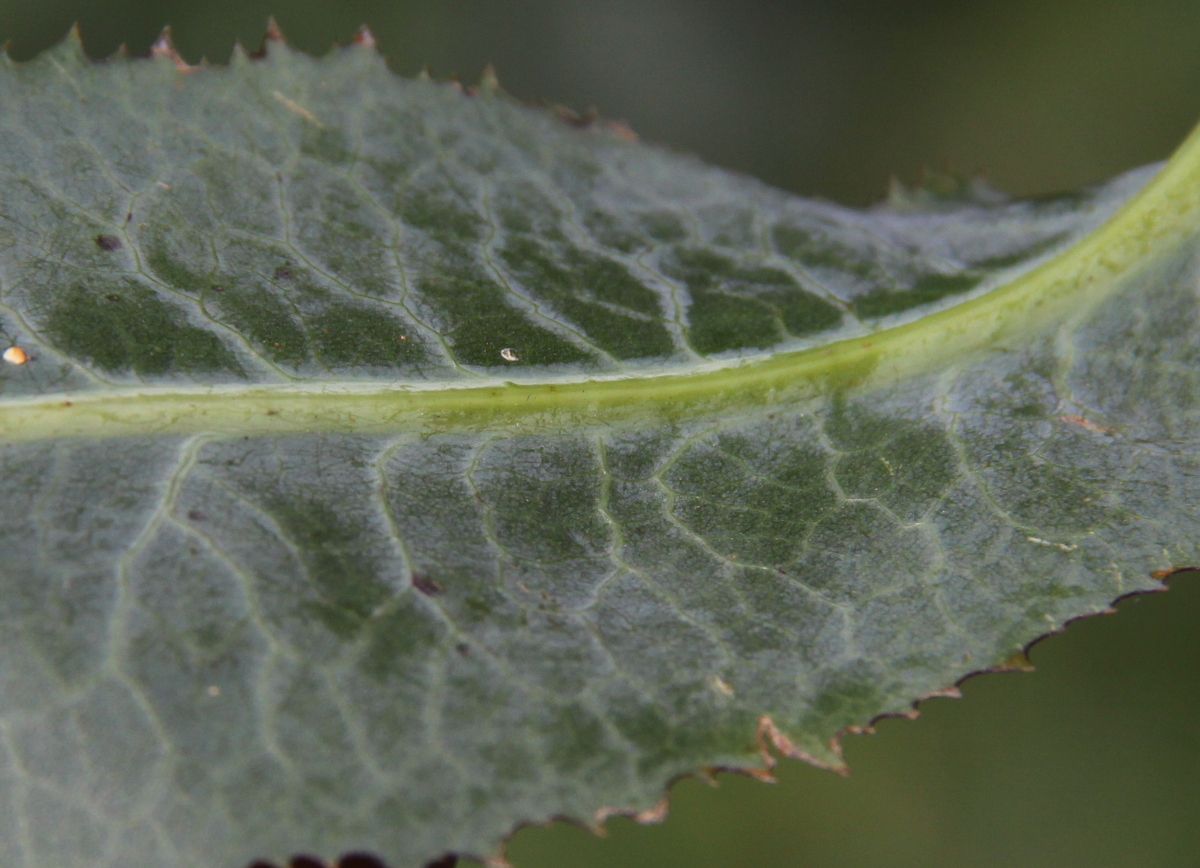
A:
[[0, 32, 1197, 868]]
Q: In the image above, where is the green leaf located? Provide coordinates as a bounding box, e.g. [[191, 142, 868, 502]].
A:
[[1, 28, 1197, 868]]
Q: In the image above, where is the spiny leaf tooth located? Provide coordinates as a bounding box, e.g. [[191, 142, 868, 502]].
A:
[[479, 63, 501, 93], [150, 25, 174, 56], [352, 25, 377, 50], [265, 16, 285, 44], [150, 26, 192, 71], [606, 119, 639, 142], [997, 650, 1037, 672], [252, 18, 286, 59], [58, 23, 87, 61]]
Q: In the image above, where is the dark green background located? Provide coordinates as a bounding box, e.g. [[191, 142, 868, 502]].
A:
[[3, 2, 1199, 866]]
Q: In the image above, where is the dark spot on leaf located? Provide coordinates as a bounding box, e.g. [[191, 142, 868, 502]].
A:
[[210, 284, 225, 292], [421, 856, 457, 868], [105, 294, 121, 302], [411, 573, 444, 596], [274, 265, 293, 279], [456, 642, 470, 656], [245, 862, 279, 868], [289, 858, 325, 868], [187, 510, 206, 521], [95, 234, 122, 251]]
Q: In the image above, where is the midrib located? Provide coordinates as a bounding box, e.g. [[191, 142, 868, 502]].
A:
[[4, 121, 1200, 443]]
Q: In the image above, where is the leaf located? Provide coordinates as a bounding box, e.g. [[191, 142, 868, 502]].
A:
[[0, 26, 1197, 868]]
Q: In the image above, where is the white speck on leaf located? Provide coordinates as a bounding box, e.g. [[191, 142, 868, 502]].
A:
[[500, 347, 519, 362]]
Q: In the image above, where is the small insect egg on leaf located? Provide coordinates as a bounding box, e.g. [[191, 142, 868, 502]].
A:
[[500, 347, 519, 362], [95, 234, 122, 251], [3, 346, 28, 365]]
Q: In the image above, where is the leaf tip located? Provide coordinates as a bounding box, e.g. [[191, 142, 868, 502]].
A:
[[150, 26, 193, 71], [265, 16, 286, 45], [251, 17, 286, 59], [478, 63, 501, 94], [606, 119, 639, 142], [352, 25, 377, 50], [57, 23, 87, 61], [998, 650, 1037, 672]]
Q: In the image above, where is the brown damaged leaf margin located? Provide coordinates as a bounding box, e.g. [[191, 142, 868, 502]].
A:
[[61, 16, 628, 144], [470, 569, 1197, 868], [255, 544, 1177, 868]]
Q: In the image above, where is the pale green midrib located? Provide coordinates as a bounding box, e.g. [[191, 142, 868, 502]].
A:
[[3, 121, 1200, 443]]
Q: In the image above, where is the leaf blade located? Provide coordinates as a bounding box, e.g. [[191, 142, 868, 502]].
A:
[[1, 34, 1198, 868]]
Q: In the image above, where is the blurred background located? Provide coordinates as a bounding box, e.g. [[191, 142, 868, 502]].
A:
[[2, 1, 1198, 865]]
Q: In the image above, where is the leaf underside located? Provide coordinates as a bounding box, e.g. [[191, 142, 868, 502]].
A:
[[1, 28, 1198, 868]]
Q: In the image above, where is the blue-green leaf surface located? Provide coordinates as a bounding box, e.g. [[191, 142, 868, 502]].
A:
[[1, 29, 1197, 868]]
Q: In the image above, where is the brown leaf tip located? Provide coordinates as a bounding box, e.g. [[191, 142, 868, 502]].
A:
[[607, 120, 639, 142], [265, 17, 285, 43], [352, 26, 377, 50], [150, 27, 193, 72], [1151, 566, 1196, 582]]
